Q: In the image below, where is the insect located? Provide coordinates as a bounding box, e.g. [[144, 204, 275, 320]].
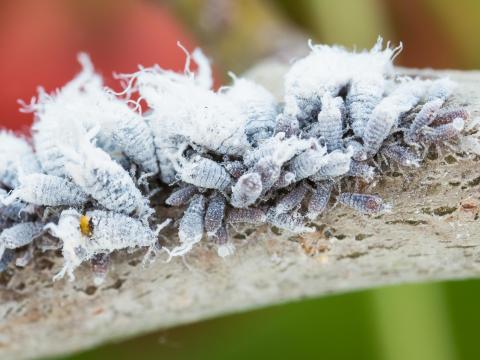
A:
[[307, 181, 333, 220], [272, 183, 308, 215], [288, 146, 327, 181], [308, 148, 353, 181], [91, 253, 111, 286], [46, 209, 169, 280], [346, 161, 376, 182], [404, 99, 444, 145], [419, 118, 465, 143], [0, 221, 44, 260], [4, 173, 89, 207], [0, 131, 40, 189], [316, 93, 344, 152], [223, 76, 278, 146], [430, 107, 469, 127], [226, 208, 267, 225], [362, 79, 431, 158], [165, 184, 198, 207], [63, 134, 153, 220], [209, 223, 235, 258], [0, 248, 15, 272], [346, 75, 386, 137], [0, 188, 35, 221], [222, 160, 247, 178], [177, 155, 232, 192], [204, 192, 226, 235], [170, 194, 207, 257], [267, 209, 313, 233], [380, 143, 421, 167], [337, 193, 391, 214], [230, 172, 263, 208]]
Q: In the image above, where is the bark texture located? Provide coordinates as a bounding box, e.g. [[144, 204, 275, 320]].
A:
[[1, 66, 480, 360]]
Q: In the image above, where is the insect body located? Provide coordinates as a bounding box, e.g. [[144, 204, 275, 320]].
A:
[[223, 77, 278, 146], [5, 173, 89, 207], [0, 131, 40, 189], [337, 193, 391, 214], [46, 209, 168, 280], [178, 156, 232, 192], [316, 94, 344, 151], [171, 194, 207, 257], [0, 222, 44, 259], [204, 192, 226, 235], [64, 138, 152, 220], [165, 184, 198, 206], [272, 183, 308, 215], [307, 181, 333, 220], [405, 99, 443, 144], [230, 172, 263, 208]]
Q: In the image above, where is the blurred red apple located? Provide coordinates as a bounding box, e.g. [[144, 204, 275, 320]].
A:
[[0, 0, 197, 131]]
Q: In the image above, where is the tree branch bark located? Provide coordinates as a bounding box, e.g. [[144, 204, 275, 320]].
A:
[[1, 66, 479, 360]]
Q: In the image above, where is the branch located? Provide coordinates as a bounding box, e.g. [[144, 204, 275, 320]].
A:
[[1, 66, 480, 360]]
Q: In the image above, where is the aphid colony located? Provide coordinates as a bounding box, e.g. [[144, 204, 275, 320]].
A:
[[0, 38, 470, 282]]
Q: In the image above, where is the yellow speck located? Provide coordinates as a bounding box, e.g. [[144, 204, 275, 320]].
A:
[[80, 215, 93, 237]]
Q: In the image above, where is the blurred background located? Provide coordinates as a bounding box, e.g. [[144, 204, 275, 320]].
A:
[[0, 0, 479, 359]]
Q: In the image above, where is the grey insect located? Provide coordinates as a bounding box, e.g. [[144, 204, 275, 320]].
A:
[[204, 192, 226, 235], [316, 93, 344, 152], [46, 209, 169, 280], [0, 188, 35, 221], [0, 131, 41, 189], [5, 173, 89, 207], [308, 148, 353, 181], [288, 146, 327, 181], [0, 248, 15, 272], [266, 209, 313, 233], [0, 221, 44, 260], [226, 207, 267, 225], [346, 76, 385, 137], [272, 171, 296, 190], [404, 99, 444, 145], [307, 181, 333, 220], [362, 79, 429, 157], [380, 143, 420, 167], [223, 77, 278, 146], [346, 161, 376, 182], [230, 172, 263, 208], [171, 194, 207, 257], [430, 107, 469, 127], [419, 118, 465, 143], [337, 192, 391, 214], [177, 155, 232, 192], [91, 253, 111, 285], [63, 137, 153, 220], [274, 113, 300, 138], [272, 183, 308, 215], [165, 184, 198, 206], [222, 160, 247, 178]]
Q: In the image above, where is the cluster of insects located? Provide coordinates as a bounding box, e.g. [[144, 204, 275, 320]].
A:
[[0, 38, 471, 282]]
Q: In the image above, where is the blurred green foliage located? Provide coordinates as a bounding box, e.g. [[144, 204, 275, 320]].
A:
[[55, 0, 480, 359]]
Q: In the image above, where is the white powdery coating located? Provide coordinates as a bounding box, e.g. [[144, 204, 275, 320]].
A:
[[222, 77, 278, 144], [0, 131, 40, 189], [172, 194, 206, 257], [5, 173, 88, 207], [0, 221, 44, 258], [284, 37, 397, 121], [31, 54, 157, 175], [64, 138, 151, 219], [136, 53, 251, 158], [47, 209, 165, 280], [362, 78, 432, 156]]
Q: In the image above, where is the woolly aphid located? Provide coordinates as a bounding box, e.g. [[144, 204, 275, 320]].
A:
[[0, 38, 472, 282]]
